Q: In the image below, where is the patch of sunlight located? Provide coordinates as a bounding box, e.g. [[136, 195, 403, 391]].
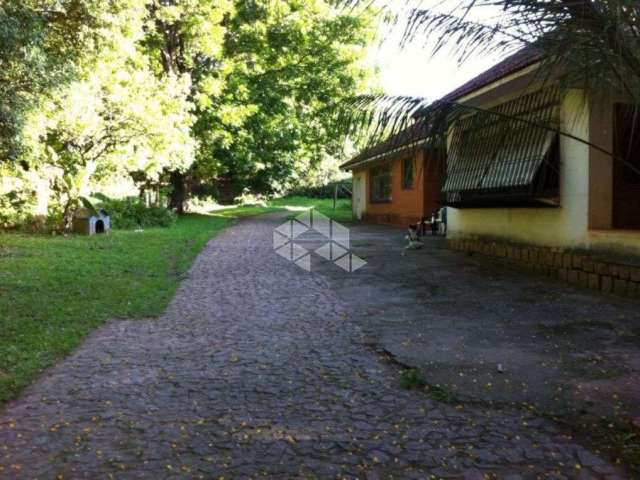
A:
[[209, 204, 238, 212], [282, 205, 311, 212]]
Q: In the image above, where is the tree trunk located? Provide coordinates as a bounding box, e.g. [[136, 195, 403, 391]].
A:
[[169, 170, 187, 214], [61, 197, 76, 234], [217, 178, 241, 205]]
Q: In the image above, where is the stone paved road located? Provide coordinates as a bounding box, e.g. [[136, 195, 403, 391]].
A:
[[0, 213, 627, 479]]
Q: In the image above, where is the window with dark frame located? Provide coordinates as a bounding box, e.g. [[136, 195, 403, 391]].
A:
[[402, 157, 414, 189], [442, 88, 561, 208], [370, 165, 392, 202]]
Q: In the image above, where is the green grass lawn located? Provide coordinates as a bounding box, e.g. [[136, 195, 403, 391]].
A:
[[210, 196, 353, 223], [0, 214, 230, 404], [0, 195, 351, 404], [209, 204, 282, 219], [270, 196, 353, 223]]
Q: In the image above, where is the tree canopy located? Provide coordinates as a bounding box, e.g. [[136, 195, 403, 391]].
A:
[[0, 0, 378, 228], [193, 0, 376, 202]]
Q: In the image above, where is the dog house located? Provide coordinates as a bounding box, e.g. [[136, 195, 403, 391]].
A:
[[73, 208, 110, 235]]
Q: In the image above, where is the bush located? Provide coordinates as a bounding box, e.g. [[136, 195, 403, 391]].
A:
[[286, 179, 352, 199], [233, 190, 269, 207], [97, 196, 176, 229], [0, 167, 37, 230]]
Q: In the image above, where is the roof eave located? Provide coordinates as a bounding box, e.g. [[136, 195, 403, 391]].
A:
[[341, 137, 431, 171]]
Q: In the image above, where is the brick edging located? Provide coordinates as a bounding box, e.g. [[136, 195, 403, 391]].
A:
[[447, 238, 640, 298]]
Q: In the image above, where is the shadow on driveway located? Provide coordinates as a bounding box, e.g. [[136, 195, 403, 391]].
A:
[[310, 221, 640, 458]]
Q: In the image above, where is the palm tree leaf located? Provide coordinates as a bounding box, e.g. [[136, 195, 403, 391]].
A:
[[335, 0, 640, 176]]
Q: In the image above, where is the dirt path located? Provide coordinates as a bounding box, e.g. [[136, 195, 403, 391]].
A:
[[0, 213, 625, 478]]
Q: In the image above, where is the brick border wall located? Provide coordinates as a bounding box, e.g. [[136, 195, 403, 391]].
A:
[[363, 212, 422, 226], [447, 238, 640, 298]]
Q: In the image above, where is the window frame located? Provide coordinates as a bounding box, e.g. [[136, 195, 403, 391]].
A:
[[401, 157, 415, 189], [443, 88, 561, 208], [369, 164, 392, 203]]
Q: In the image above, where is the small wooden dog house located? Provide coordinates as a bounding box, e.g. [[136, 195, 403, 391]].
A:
[[73, 208, 110, 235]]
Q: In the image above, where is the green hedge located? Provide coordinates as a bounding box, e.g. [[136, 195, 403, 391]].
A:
[[287, 179, 352, 199], [97, 196, 176, 229]]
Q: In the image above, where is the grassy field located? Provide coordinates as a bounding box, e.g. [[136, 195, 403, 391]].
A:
[[211, 196, 353, 223], [0, 214, 230, 403], [0, 195, 351, 404], [209, 204, 282, 219], [270, 196, 352, 223]]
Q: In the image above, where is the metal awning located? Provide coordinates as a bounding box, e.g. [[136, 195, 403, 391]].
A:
[[443, 89, 560, 193]]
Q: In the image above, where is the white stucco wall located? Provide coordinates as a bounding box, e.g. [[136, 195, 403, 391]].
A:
[[352, 170, 367, 220], [448, 90, 592, 249]]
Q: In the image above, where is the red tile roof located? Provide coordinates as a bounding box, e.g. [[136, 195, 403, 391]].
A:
[[340, 122, 429, 170], [440, 45, 543, 103], [342, 45, 542, 170]]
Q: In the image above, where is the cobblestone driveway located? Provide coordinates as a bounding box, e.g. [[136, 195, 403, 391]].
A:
[[0, 213, 627, 479]]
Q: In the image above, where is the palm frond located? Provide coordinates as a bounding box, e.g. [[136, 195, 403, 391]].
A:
[[336, 0, 640, 178], [401, 6, 531, 60], [338, 91, 640, 177]]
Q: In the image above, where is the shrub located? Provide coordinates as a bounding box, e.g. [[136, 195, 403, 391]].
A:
[[97, 196, 176, 229], [233, 190, 269, 207], [0, 167, 37, 230], [286, 179, 352, 199]]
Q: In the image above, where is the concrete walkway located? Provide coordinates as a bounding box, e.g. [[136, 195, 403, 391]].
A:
[[0, 213, 628, 478], [316, 222, 640, 429]]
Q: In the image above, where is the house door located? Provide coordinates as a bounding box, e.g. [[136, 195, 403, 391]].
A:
[[353, 172, 366, 220], [613, 104, 640, 229]]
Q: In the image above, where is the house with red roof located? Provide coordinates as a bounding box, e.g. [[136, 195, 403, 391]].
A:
[[346, 45, 640, 294], [439, 46, 640, 256], [340, 123, 445, 225]]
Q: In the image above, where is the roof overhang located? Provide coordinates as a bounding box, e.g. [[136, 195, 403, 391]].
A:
[[456, 61, 542, 104], [340, 137, 430, 171]]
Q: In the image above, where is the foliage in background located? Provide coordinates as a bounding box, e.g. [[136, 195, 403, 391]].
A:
[[286, 179, 352, 199], [192, 0, 377, 203], [96, 196, 176, 229], [0, 0, 96, 163], [0, 165, 37, 228], [17, 0, 196, 231], [143, 0, 234, 212], [0, 0, 377, 224]]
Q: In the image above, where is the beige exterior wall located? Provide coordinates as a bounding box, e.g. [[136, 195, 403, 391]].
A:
[[352, 170, 367, 220], [448, 83, 640, 256], [588, 230, 640, 255], [448, 90, 591, 248]]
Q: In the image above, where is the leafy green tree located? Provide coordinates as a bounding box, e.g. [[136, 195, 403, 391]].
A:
[[0, 1, 95, 162], [0, 0, 378, 225], [143, 0, 233, 212], [193, 0, 377, 202], [20, 0, 197, 230]]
